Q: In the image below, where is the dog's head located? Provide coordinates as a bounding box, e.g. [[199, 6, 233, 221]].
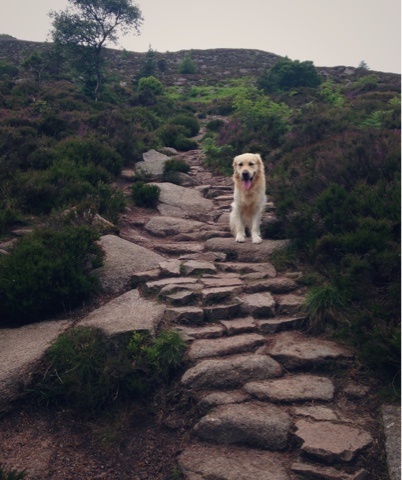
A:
[[233, 153, 263, 191]]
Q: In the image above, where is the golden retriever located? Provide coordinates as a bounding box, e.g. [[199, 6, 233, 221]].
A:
[[229, 153, 266, 244]]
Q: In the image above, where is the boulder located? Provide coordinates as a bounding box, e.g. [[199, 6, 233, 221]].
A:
[[188, 333, 265, 360], [135, 149, 169, 179]]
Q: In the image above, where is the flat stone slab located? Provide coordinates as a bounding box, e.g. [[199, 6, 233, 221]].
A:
[[182, 260, 217, 275], [145, 276, 198, 294], [194, 402, 290, 450], [199, 391, 250, 409], [95, 235, 165, 294], [188, 333, 266, 360], [255, 316, 305, 333], [201, 286, 242, 303], [244, 374, 335, 402], [154, 242, 204, 254], [382, 404, 401, 480], [220, 262, 277, 277], [144, 216, 209, 237], [202, 275, 243, 288], [174, 324, 224, 341], [291, 462, 369, 480], [292, 405, 340, 422], [164, 306, 204, 325], [267, 331, 354, 369], [276, 294, 306, 316], [294, 419, 373, 462], [182, 353, 283, 389], [239, 292, 276, 317], [79, 289, 165, 336], [203, 302, 241, 321], [204, 237, 289, 262], [0, 319, 69, 410], [179, 444, 290, 480], [221, 316, 258, 335], [153, 182, 214, 218], [244, 277, 297, 294]]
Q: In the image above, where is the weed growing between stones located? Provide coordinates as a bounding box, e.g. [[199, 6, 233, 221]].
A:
[[0, 464, 27, 480], [131, 181, 160, 208]]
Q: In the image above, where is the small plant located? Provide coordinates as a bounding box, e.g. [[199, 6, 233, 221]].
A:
[[164, 158, 190, 175], [131, 181, 160, 208], [304, 284, 350, 333], [0, 465, 27, 480]]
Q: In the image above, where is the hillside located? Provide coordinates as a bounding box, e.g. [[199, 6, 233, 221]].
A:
[[0, 36, 400, 480]]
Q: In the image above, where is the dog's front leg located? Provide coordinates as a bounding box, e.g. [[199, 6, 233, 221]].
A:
[[251, 210, 263, 244], [230, 206, 246, 242]]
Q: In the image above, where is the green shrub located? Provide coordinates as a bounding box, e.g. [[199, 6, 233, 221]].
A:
[[157, 124, 188, 147], [169, 114, 200, 137], [257, 58, 322, 93], [178, 54, 197, 74], [0, 226, 103, 325], [131, 181, 160, 208], [163, 158, 190, 175], [34, 327, 187, 410], [206, 118, 225, 131], [137, 76, 164, 96], [174, 136, 198, 151]]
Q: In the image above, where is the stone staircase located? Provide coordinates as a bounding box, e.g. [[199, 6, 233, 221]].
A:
[[0, 127, 397, 479], [119, 147, 377, 480]]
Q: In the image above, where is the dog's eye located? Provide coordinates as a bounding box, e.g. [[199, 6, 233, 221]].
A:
[[249, 162, 254, 166], [238, 163, 243, 167]]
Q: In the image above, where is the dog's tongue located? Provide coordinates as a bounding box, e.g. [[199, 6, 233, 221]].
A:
[[242, 179, 252, 190]]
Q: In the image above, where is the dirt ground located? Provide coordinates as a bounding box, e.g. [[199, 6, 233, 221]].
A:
[[0, 386, 197, 479]]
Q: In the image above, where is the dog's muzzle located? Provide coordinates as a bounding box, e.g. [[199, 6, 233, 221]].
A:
[[241, 171, 253, 190]]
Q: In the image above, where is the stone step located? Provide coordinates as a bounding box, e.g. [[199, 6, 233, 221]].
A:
[[265, 331, 354, 370], [181, 353, 283, 390], [193, 402, 290, 450], [188, 333, 266, 360], [178, 444, 290, 480], [291, 462, 369, 480], [243, 277, 298, 294], [243, 374, 335, 403], [255, 316, 305, 333]]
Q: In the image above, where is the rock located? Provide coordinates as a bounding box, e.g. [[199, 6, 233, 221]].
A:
[[294, 419, 373, 462], [182, 260, 217, 275], [291, 462, 369, 480], [164, 306, 204, 324], [220, 262, 277, 277], [165, 289, 198, 306], [244, 277, 297, 294], [221, 316, 257, 335], [276, 294, 306, 316], [144, 216, 208, 237], [188, 334, 265, 360], [135, 149, 170, 179], [178, 444, 290, 480], [199, 391, 250, 409], [95, 235, 165, 294], [154, 242, 204, 254], [159, 259, 182, 276], [201, 275, 243, 288], [292, 405, 340, 422], [79, 289, 165, 336], [0, 319, 69, 411], [244, 374, 335, 402], [145, 276, 198, 294], [203, 302, 241, 321], [201, 286, 242, 303], [239, 292, 276, 317], [181, 354, 282, 390], [382, 404, 401, 480], [193, 402, 290, 450], [153, 182, 214, 219], [204, 237, 289, 262], [255, 316, 305, 333], [343, 382, 371, 399], [130, 269, 161, 287], [267, 331, 354, 369], [173, 324, 224, 341]]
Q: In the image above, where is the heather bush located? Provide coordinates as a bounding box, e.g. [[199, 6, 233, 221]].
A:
[[0, 226, 103, 325], [169, 113, 200, 137], [131, 181, 160, 208], [33, 327, 187, 410]]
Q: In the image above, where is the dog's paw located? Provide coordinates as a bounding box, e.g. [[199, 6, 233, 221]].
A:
[[252, 235, 262, 244], [235, 234, 246, 243]]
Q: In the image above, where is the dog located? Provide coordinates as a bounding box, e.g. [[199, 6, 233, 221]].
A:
[[229, 153, 266, 244]]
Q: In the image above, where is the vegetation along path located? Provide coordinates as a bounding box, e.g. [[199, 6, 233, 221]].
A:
[[0, 120, 398, 479]]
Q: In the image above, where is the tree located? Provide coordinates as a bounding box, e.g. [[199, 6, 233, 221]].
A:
[[257, 58, 321, 93], [178, 53, 197, 74], [49, 0, 143, 100]]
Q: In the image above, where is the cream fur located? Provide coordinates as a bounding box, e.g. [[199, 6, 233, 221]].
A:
[[229, 153, 266, 244]]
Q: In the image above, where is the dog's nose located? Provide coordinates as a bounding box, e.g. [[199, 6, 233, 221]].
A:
[[242, 171, 250, 181]]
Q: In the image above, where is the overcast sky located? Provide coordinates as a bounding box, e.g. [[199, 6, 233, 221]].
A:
[[0, 0, 400, 73]]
